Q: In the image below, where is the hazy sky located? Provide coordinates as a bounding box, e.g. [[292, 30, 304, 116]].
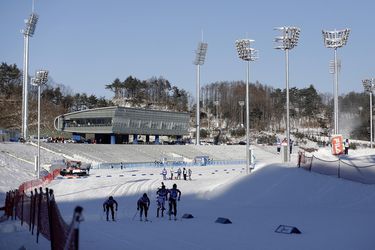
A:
[[1, 0, 374, 99]]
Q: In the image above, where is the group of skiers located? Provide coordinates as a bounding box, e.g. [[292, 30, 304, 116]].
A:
[[102, 182, 181, 222], [161, 167, 192, 181]]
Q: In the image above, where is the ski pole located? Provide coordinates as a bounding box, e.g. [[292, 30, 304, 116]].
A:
[[132, 210, 138, 221]]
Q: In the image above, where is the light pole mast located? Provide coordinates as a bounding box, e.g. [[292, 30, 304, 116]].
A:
[[322, 28, 350, 135], [239, 101, 245, 127], [21, 12, 38, 140], [274, 26, 300, 162], [31, 70, 49, 178], [235, 39, 258, 174], [363, 79, 375, 149], [193, 41, 208, 145]]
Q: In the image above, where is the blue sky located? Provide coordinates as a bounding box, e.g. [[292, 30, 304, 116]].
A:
[[1, 0, 374, 99]]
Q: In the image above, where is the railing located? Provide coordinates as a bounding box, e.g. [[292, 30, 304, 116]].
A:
[[298, 152, 375, 184], [2, 167, 84, 249], [94, 159, 246, 169], [3, 187, 83, 250], [19, 168, 61, 193]]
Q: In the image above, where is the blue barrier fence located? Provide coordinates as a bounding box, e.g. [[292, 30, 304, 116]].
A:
[[94, 159, 245, 169]]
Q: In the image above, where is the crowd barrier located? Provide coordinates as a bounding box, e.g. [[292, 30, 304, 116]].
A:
[[4, 187, 83, 250], [95, 159, 246, 169], [2, 168, 84, 249], [19, 168, 61, 193], [298, 152, 375, 184]]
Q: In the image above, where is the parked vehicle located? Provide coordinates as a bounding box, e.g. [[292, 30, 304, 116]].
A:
[[60, 160, 90, 177]]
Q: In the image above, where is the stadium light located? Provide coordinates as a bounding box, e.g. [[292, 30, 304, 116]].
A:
[[322, 29, 350, 136], [31, 70, 49, 179], [193, 41, 208, 145], [21, 12, 39, 140], [362, 78, 375, 148], [274, 26, 300, 162], [235, 39, 258, 174]]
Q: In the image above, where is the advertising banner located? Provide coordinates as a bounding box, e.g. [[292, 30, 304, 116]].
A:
[[331, 134, 343, 155]]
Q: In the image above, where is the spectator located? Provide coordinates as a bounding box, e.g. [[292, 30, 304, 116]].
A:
[[344, 139, 350, 155], [161, 168, 167, 180], [177, 168, 182, 180], [183, 167, 187, 180]]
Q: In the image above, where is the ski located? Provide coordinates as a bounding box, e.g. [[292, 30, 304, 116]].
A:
[[139, 219, 152, 222]]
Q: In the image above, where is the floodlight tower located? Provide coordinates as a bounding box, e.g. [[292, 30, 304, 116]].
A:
[[362, 78, 375, 148], [322, 28, 350, 135], [329, 59, 341, 132], [31, 70, 48, 178], [193, 41, 208, 145], [21, 12, 39, 140], [235, 39, 258, 174], [274, 26, 300, 162]]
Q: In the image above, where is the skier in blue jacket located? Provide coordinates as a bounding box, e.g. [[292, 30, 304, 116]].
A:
[[103, 196, 118, 221], [168, 183, 181, 220], [137, 193, 150, 221]]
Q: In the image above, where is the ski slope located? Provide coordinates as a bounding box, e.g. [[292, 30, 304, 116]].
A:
[[1, 143, 375, 250]]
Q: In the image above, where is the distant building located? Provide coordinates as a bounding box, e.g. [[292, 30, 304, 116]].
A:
[[54, 106, 190, 144]]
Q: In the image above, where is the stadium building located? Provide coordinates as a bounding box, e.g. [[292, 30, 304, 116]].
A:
[[54, 106, 190, 144]]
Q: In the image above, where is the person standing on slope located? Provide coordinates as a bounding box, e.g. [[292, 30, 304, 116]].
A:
[[177, 168, 182, 180], [137, 193, 150, 221], [344, 139, 350, 155], [170, 167, 174, 180], [103, 196, 118, 221], [161, 167, 167, 180], [183, 167, 187, 180], [168, 183, 181, 220]]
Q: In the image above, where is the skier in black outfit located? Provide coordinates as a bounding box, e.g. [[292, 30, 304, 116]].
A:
[[183, 167, 187, 180], [137, 193, 150, 221], [168, 183, 181, 220], [103, 196, 118, 221]]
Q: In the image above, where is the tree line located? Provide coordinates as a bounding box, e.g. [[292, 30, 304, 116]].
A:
[[105, 76, 189, 112], [0, 62, 112, 135], [200, 81, 370, 140], [0, 62, 371, 140]]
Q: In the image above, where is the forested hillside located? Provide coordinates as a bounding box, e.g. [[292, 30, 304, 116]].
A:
[[0, 62, 371, 140]]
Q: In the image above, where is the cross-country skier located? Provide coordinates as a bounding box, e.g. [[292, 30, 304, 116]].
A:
[[168, 183, 181, 220], [156, 184, 168, 217], [137, 193, 150, 221], [103, 196, 118, 221]]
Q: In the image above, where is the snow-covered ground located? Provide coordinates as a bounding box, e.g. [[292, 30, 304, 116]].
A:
[[1, 142, 375, 250]]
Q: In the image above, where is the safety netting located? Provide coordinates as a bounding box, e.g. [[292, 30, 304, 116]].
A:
[[2, 169, 83, 249], [298, 152, 375, 184]]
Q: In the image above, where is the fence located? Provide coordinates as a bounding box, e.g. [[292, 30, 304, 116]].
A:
[[298, 152, 375, 184], [19, 168, 62, 193], [4, 187, 83, 250], [95, 159, 246, 169], [2, 167, 83, 249]]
